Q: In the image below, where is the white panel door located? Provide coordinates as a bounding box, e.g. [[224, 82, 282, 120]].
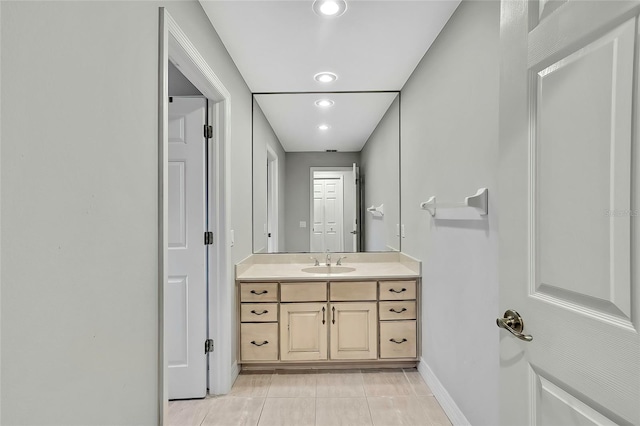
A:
[[310, 177, 344, 252], [167, 97, 207, 400], [500, 2, 640, 425]]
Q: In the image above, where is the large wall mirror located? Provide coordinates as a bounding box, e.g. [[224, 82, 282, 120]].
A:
[[252, 92, 400, 253]]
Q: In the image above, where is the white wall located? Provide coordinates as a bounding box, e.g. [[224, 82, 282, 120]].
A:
[[0, 1, 253, 424], [284, 152, 360, 252], [252, 100, 287, 253], [400, 1, 500, 425], [360, 95, 400, 252]]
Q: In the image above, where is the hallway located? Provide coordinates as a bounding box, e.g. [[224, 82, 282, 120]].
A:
[[168, 369, 451, 426]]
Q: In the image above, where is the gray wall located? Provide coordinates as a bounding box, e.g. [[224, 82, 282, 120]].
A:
[[284, 152, 360, 252], [360, 95, 400, 251], [252, 100, 287, 253], [1, 1, 253, 423], [400, 1, 499, 425]]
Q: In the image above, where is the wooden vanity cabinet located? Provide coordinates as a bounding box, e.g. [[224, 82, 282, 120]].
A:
[[238, 278, 419, 365]]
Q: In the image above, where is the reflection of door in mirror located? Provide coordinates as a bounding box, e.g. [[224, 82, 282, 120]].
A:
[[266, 146, 279, 252], [310, 168, 359, 253]]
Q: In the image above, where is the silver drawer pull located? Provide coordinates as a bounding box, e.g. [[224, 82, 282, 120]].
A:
[[389, 288, 406, 293], [250, 340, 269, 346], [251, 309, 269, 315], [250, 290, 268, 295], [390, 338, 408, 344], [389, 307, 407, 313]]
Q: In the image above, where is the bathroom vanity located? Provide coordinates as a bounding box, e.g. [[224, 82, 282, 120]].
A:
[[235, 253, 421, 369]]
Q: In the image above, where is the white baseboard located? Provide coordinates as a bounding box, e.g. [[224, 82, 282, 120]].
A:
[[230, 361, 240, 387], [418, 358, 471, 426]]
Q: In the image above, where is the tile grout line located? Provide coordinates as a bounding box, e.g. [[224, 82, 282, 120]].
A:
[[255, 373, 274, 426], [254, 396, 268, 426], [364, 395, 376, 426], [402, 368, 418, 397]]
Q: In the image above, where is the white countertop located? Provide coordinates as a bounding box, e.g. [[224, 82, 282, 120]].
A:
[[235, 252, 420, 281]]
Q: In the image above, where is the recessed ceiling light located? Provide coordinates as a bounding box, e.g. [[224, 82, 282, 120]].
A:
[[315, 99, 334, 108], [318, 124, 330, 131], [312, 0, 347, 17], [314, 72, 338, 83]]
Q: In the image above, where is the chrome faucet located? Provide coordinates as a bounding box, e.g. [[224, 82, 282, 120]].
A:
[[336, 256, 347, 266], [325, 251, 331, 266], [310, 256, 320, 266]]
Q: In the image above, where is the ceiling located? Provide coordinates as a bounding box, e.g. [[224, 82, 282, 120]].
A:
[[255, 92, 398, 152], [199, 0, 460, 151]]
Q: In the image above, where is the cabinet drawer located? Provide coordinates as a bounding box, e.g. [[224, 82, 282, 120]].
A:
[[379, 281, 416, 300], [241, 303, 278, 322], [281, 282, 327, 302], [240, 323, 278, 361], [330, 281, 377, 301], [379, 301, 416, 321], [240, 283, 278, 302], [379, 321, 417, 359]]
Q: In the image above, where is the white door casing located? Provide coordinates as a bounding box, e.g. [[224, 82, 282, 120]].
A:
[[352, 163, 360, 252], [267, 145, 278, 252], [499, 2, 640, 425], [167, 97, 207, 400], [160, 11, 235, 422]]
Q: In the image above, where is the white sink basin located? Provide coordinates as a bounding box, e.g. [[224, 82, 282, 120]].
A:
[[301, 266, 356, 274]]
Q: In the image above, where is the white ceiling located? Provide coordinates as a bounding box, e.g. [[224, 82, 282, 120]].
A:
[[255, 92, 398, 152], [199, 0, 460, 151]]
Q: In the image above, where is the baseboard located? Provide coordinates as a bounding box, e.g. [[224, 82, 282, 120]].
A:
[[230, 361, 240, 387], [418, 358, 471, 426]]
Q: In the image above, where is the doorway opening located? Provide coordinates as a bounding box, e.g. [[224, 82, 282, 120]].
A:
[[158, 8, 235, 422]]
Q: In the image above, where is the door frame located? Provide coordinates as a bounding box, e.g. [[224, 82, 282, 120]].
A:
[[158, 8, 234, 422], [266, 145, 279, 252]]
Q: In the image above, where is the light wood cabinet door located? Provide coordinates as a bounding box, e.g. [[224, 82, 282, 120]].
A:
[[280, 303, 328, 361], [329, 302, 377, 360]]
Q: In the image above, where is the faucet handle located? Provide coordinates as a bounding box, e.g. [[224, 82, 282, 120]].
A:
[[310, 256, 320, 266], [336, 256, 347, 266]]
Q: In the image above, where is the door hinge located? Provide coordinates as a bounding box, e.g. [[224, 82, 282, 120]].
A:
[[204, 124, 213, 139], [205, 339, 214, 354], [204, 231, 214, 245]]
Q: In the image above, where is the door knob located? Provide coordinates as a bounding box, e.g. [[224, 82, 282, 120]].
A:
[[496, 309, 533, 342]]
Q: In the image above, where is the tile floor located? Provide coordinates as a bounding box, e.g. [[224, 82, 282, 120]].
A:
[[167, 369, 452, 426]]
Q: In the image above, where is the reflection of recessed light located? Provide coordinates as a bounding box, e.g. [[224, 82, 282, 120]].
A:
[[314, 72, 338, 83], [315, 99, 334, 108], [318, 124, 330, 130], [312, 0, 347, 17]]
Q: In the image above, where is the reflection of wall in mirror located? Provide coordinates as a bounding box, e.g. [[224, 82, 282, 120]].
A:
[[360, 96, 400, 251], [253, 101, 287, 253]]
